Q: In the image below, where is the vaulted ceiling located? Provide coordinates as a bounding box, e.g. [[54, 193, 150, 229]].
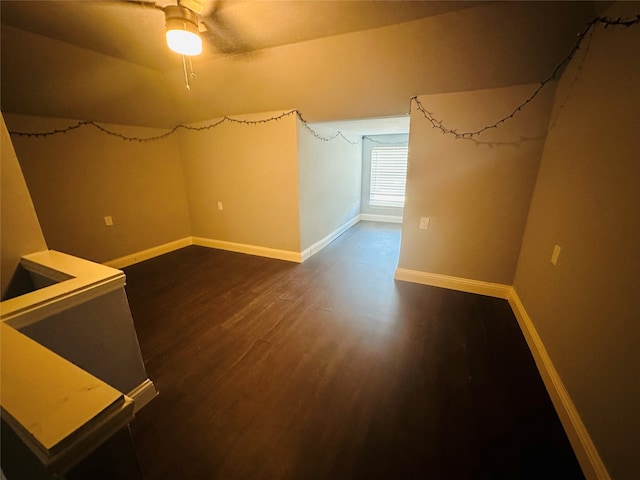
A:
[[1, 1, 599, 128]]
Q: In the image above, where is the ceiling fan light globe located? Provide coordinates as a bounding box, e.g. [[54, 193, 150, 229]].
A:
[[166, 29, 202, 56]]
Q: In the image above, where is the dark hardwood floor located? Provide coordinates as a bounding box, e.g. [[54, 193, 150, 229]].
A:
[[124, 221, 583, 480]]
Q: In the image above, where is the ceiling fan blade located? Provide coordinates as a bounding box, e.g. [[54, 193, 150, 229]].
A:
[[200, 2, 253, 56], [116, 0, 165, 12], [178, 0, 204, 15]]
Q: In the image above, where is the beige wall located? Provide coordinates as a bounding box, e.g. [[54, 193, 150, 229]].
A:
[[513, 5, 640, 478], [179, 111, 301, 252], [296, 120, 361, 250], [4, 109, 339, 263], [398, 83, 554, 284], [0, 114, 48, 299], [4, 114, 191, 264], [1, 24, 181, 128]]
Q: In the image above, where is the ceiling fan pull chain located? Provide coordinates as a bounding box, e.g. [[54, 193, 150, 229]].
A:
[[182, 54, 191, 91], [189, 56, 197, 80]]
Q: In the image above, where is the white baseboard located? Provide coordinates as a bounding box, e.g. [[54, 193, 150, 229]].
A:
[[392, 270, 608, 478], [359, 213, 403, 224], [301, 216, 360, 261], [127, 378, 157, 414], [101, 216, 361, 268], [192, 236, 303, 263], [508, 289, 609, 480], [105, 235, 306, 266], [394, 267, 511, 299], [104, 238, 192, 269]]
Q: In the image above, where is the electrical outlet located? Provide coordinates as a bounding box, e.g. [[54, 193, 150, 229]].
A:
[[104, 215, 114, 227], [419, 217, 430, 230], [217, 201, 223, 211], [551, 245, 561, 266]]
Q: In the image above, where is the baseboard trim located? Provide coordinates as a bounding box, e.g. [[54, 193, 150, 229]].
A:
[[508, 289, 609, 480], [192, 237, 303, 263], [104, 238, 192, 269], [100, 216, 363, 268], [392, 270, 608, 478], [127, 378, 158, 414], [301, 216, 360, 261], [359, 213, 403, 224], [394, 268, 511, 299]]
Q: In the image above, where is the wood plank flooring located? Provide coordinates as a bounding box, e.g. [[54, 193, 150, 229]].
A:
[[124, 221, 583, 479]]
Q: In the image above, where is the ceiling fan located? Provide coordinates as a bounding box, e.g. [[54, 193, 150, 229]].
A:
[[122, 0, 252, 57]]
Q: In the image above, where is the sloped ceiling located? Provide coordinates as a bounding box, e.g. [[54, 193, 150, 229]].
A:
[[1, 1, 597, 128]]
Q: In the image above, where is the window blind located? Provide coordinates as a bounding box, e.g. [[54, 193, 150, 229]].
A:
[[369, 146, 408, 208]]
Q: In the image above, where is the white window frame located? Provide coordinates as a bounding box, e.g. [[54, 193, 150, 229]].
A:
[[369, 146, 408, 208]]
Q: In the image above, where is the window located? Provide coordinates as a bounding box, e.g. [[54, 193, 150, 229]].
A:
[[369, 146, 408, 208]]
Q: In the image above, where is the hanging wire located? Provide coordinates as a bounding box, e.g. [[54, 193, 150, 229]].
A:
[[295, 111, 359, 145], [412, 15, 640, 139], [363, 135, 409, 145], [547, 25, 595, 130], [8, 110, 359, 144]]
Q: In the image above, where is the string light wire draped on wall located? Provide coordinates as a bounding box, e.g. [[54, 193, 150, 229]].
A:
[[412, 14, 640, 139], [7, 15, 639, 144], [7, 111, 360, 145]]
